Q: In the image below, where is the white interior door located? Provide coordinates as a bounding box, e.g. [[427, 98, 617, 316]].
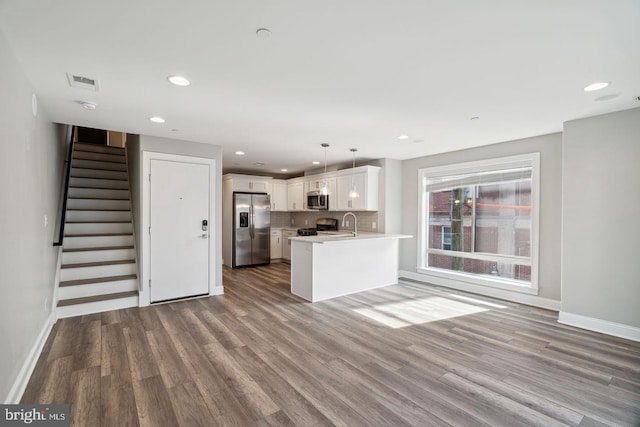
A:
[[150, 159, 210, 302]]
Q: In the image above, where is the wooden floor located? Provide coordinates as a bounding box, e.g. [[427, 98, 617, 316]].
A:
[[23, 263, 640, 426]]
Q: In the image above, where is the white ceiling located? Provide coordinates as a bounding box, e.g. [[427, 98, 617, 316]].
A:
[[1, 0, 639, 175]]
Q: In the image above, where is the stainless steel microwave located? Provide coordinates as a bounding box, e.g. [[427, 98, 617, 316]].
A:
[[307, 191, 329, 210]]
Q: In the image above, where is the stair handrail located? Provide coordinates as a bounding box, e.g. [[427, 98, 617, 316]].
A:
[[53, 126, 76, 246]]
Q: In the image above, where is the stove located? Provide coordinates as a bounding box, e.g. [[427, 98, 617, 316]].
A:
[[296, 228, 318, 236], [296, 218, 339, 236]]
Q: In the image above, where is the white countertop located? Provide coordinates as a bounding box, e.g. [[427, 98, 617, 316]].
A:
[[289, 232, 412, 244]]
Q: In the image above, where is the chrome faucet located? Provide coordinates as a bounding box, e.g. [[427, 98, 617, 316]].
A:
[[342, 212, 357, 237]]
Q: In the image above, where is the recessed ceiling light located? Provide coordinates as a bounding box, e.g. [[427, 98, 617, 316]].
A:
[[80, 102, 97, 110], [583, 82, 609, 92], [280, 169, 288, 172], [254, 162, 265, 166], [256, 28, 271, 38], [312, 161, 320, 165], [167, 75, 190, 86], [470, 116, 480, 120], [149, 116, 165, 123], [397, 134, 409, 140], [235, 151, 245, 156], [171, 128, 179, 132]]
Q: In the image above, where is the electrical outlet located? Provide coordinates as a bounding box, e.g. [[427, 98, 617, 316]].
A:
[[305, 219, 308, 225], [43, 214, 48, 228], [345, 220, 350, 227], [372, 221, 377, 229], [291, 219, 295, 225]]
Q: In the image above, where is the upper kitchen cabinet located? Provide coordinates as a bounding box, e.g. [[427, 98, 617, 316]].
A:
[[287, 180, 305, 211], [335, 166, 380, 211], [269, 179, 288, 211], [224, 174, 271, 193]]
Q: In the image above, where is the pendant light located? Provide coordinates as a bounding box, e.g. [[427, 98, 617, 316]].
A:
[[348, 148, 360, 198], [320, 143, 330, 195]]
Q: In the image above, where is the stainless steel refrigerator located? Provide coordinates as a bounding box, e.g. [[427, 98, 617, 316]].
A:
[[233, 192, 271, 267]]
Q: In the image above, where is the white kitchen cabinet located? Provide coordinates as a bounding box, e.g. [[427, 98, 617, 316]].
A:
[[224, 174, 271, 193], [282, 229, 297, 261], [287, 181, 305, 211], [269, 180, 288, 211], [335, 166, 380, 211], [270, 229, 282, 260]]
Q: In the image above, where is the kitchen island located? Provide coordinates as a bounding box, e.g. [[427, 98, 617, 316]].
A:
[[289, 233, 412, 302]]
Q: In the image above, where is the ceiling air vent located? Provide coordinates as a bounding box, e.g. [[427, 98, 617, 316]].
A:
[[66, 72, 100, 91]]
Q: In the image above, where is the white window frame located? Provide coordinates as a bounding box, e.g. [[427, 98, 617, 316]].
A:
[[417, 153, 540, 295]]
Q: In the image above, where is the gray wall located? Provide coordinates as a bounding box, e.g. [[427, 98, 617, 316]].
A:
[[561, 108, 640, 328], [400, 133, 563, 301], [129, 135, 224, 289], [0, 32, 67, 402]]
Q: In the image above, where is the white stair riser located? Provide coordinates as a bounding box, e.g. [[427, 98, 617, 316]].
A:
[[60, 263, 137, 282], [68, 177, 129, 190], [75, 143, 126, 155], [58, 279, 138, 300], [72, 159, 127, 172], [63, 235, 134, 249], [73, 151, 125, 163], [68, 187, 129, 199], [65, 210, 131, 222], [71, 168, 128, 180], [65, 222, 132, 235], [67, 199, 130, 210], [63, 248, 135, 264], [56, 295, 138, 319]]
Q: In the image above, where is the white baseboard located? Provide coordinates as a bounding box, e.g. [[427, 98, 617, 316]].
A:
[[4, 312, 56, 404], [558, 312, 640, 342], [399, 270, 561, 311], [210, 286, 224, 296]]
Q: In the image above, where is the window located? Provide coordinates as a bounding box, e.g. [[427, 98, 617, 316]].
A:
[[418, 153, 540, 294]]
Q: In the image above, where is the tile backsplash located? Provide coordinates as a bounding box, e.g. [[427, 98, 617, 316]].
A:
[[270, 211, 292, 227], [290, 211, 379, 232]]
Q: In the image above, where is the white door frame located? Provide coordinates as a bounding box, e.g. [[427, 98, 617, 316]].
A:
[[140, 151, 219, 306]]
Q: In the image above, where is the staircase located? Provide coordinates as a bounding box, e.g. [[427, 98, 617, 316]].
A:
[[56, 142, 139, 318]]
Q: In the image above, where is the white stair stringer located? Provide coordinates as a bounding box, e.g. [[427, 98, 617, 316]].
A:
[[56, 141, 140, 318]]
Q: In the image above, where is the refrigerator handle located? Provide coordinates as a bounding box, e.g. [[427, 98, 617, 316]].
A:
[[250, 204, 254, 239]]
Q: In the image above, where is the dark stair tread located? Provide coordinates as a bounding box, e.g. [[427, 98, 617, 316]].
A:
[[66, 208, 131, 211], [59, 274, 138, 287], [70, 173, 129, 181], [70, 165, 127, 172], [57, 290, 138, 306], [69, 185, 129, 190], [66, 220, 131, 224], [68, 196, 130, 200], [65, 232, 133, 237], [69, 175, 128, 182], [74, 146, 125, 155], [63, 245, 134, 252], [72, 155, 126, 164], [62, 259, 136, 269]]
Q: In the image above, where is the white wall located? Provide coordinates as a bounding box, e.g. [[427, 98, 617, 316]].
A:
[[0, 31, 67, 402], [561, 108, 640, 336], [129, 135, 224, 291], [400, 133, 563, 304]]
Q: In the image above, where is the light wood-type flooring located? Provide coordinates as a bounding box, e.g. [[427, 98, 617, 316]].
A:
[[22, 263, 640, 426]]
